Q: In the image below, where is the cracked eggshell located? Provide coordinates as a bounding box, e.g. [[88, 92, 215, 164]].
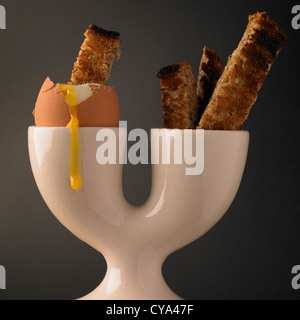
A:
[[33, 77, 120, 127]]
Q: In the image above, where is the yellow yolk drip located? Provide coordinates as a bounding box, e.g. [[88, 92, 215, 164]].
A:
[[59, 84, 82, 190]]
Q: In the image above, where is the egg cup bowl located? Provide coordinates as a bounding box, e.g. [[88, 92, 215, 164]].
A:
[[28, 127, 249, 300]]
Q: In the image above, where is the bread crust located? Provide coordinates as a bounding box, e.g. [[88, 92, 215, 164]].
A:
[[198, 12, 286, 130], [157, 62, 198, 129], [197, 46, 224, 122], [70, 25, 121, 85]]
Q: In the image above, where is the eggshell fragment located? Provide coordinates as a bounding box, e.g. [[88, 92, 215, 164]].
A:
[[33, 77, 120, 127], [77, 86, 120, 127]]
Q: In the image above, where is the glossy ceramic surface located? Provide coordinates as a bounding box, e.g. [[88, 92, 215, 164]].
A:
[[28, 127, 249, 300]]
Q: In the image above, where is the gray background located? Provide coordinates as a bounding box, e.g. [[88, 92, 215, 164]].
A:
[[0, 0, 299, 300]]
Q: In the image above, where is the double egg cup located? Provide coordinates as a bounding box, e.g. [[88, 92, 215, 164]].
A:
[[28, 127, 249, 300]]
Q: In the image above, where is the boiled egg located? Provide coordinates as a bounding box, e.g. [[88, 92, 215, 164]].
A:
[[33, 77, 120, 190]]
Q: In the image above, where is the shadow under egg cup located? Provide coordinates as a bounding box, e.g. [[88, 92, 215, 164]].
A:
[[28, 127, 249, 300]]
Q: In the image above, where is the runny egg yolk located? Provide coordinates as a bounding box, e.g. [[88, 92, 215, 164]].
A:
[[59, 84, 82, 190]]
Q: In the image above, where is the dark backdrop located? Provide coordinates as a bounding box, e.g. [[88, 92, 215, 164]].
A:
[[0, 0, 299, 300]]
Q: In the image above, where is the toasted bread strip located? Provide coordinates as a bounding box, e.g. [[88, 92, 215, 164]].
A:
[[157, 62, 199, 129], [70, 24, 121, 85], [198, 12, 286, 130], [197, 46, 224, 122]]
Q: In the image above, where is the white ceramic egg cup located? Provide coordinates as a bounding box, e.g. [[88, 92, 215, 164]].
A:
[[28, 127, 249, 300]]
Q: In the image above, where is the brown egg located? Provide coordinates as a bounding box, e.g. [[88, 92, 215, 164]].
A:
[[33, 77, 120, 127]]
